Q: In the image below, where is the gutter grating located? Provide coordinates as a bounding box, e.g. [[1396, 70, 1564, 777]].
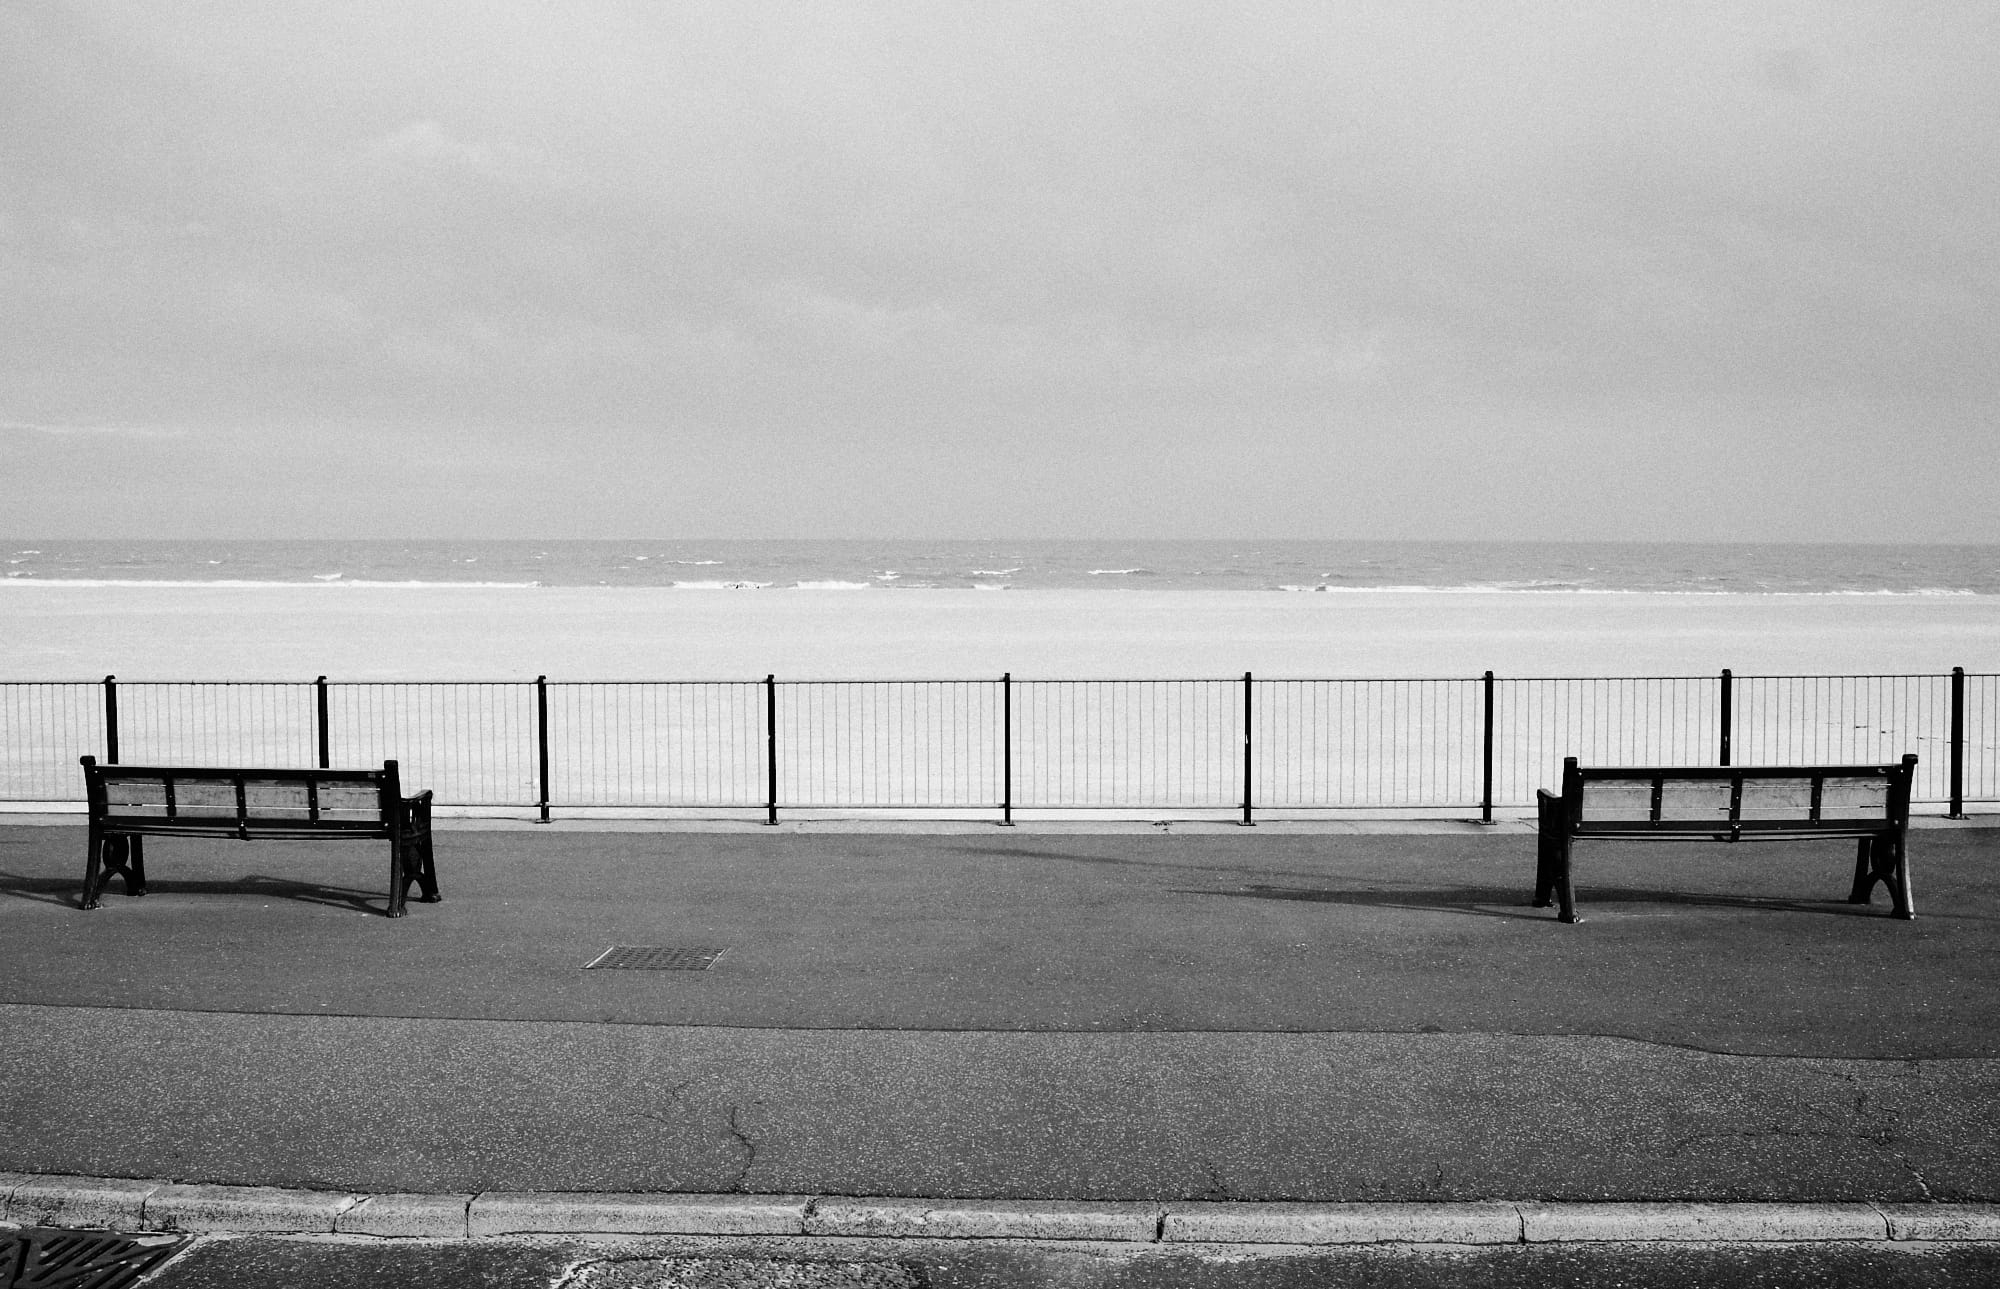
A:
[[2, 1229, 184, 1289], [583, 945, 728, 971]]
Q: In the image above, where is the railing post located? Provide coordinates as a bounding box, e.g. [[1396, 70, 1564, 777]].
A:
[[102, 674, 119, 764], [1000, 672, 1014, 826], [765, 674, 779, 825], [315, 675, 330, 769], [1719, 668, 1733, 767], [535, 675, 551, 824], [1240, 671, 1254, 826], [1480, 670, 1496, 824], [1950, 666, 1966, 819]]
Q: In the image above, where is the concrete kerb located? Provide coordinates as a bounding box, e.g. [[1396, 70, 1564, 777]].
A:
[[7, 1177, 2000, 1245]]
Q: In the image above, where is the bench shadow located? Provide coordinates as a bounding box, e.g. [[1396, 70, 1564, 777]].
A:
[[0, 869, 82, 909], [0, 869, 397, 916], [1180, 882, 1961, 921]]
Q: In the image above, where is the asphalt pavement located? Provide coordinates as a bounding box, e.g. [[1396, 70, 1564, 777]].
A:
[[2, 818, 1997, 1206]]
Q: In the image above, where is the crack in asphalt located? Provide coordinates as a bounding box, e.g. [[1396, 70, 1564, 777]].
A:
[[726, 1103, 761, 1193]]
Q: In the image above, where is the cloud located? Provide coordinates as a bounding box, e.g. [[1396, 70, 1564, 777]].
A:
[[364, 119, 517, 176], [1, 2, 1995, 538]]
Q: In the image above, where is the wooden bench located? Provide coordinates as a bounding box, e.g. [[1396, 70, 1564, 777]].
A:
[[79, 756, 439, 918], [1533, 754, 1917, 924]]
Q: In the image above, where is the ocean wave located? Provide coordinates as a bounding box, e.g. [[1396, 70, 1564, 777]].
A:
[[795, 580, 873, 590], [972, 567, 1021, 576], [1275, 582, 1986, 597], [0, 577, 543, 589], [1088, 568, 1156, 576], [670, 580, 772, 590]]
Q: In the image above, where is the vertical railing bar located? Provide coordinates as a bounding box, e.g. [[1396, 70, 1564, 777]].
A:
[[1480, 670, 1496, 823], [1718, 668, 1733, 766], [315, 675, 330, 769], [535, 675, 551, 822], [1001, 673, 1013, 825], [103, 675, 119, 764], [1237, 675, 1251, 823], [765, 674, 778, 824], [1950, 666, 1966, 817]]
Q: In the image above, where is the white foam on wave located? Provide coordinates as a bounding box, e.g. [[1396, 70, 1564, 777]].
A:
[[795, 580, 873, 590], [1088, 568, 1156, 576], [0, 578, 544, 589], [1278, 582, 1986, 597], [670, 580, 771, 590]]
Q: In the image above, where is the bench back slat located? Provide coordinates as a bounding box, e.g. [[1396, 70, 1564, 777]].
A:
[[80, 757, 409, 837], [1561, 755, 1914, 836]]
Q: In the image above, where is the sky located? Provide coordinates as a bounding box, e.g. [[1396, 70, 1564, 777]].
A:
[[3, 2, 1997, 542]]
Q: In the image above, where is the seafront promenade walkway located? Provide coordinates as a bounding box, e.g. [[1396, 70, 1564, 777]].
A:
[[1, 818, 1997, 1282]]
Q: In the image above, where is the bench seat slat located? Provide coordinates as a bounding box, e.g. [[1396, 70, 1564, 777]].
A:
[[97, 821, 393, 840], [1569, 819, 1893, 839]]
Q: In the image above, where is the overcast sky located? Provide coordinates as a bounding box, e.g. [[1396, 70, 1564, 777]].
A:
[[4, 2, 1997, 541]]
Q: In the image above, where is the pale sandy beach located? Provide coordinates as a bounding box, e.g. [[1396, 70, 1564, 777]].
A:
[[3, 584, 1997, 682]]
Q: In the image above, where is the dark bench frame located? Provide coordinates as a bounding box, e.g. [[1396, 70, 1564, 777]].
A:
[[1534, 754, 1917, 924], [79, 755, 439, 918]]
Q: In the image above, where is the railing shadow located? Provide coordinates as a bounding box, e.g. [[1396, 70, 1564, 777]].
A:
[[1176, 882, 1971, 921], [1174, 883, 1545, 921], [961, 843, 1420, 886]]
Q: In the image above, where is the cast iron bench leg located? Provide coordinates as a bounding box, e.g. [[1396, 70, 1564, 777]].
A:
[[414, 834, 440, 902], [124, 836, 147, 896], [1845, 835, 1914, 919], [82, 835, 147, 910], [1847, 837, 1877, 905], [1887, 835, 1915, 920], [1531, 793, 1557, 908], [386, 835, 408, 918], [1554, 841, 1581, 924], [81, 823, 106, 910]]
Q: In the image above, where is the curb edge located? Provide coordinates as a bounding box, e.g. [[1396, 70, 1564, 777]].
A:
[[5, 1175, 2000, 1245]]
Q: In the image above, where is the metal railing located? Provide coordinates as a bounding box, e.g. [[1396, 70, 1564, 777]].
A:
[[2, 670, 1992, 819]]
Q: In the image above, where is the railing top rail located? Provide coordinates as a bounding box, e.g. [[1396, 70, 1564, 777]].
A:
[[1730, 672, 1966, 681], [4, 671, 1979, 685], [3, 678, 323, 687]]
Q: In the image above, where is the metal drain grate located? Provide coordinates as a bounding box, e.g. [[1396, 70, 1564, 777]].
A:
[[3, 1228, 184, 1289], [584, 945, 727, 971]]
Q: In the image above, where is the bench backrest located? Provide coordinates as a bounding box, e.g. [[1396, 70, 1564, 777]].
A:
[[80, 756, 404, 833], [1560, 754, 1916, 835]]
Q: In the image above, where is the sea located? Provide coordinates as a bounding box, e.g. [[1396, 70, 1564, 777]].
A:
[[5, 539, 1999, 595]]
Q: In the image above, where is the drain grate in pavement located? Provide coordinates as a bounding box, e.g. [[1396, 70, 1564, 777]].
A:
[[584, 945, 728, 971], [2, 1228, 184, 1289]]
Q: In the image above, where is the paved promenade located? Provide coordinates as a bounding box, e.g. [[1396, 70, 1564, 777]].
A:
[[2, 817, 1997, 1210]]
